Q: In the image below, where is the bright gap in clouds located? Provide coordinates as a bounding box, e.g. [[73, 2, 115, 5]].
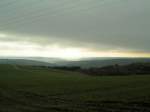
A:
[[0, 40, 150, 60], [0, 41, 84, 60], [0, 33, 7, 38], [0, 33, 150, 60], [0, 33, 87, 60], [0, 33, 94, 60]]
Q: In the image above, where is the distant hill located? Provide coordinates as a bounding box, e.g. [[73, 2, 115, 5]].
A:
[[1, 57, 150, 68], [0, 57, 66, 64], [60, 58, 150, 68], [0, 59, 54, 66]]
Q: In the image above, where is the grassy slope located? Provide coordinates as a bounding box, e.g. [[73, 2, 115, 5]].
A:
[[0, 65, 150, 112]]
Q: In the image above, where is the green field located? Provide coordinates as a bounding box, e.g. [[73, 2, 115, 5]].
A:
[[0, 65, 150, 112]]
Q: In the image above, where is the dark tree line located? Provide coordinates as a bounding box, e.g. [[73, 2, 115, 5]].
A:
[[51, 66, 81, 71], [50, 63, 150, 76]]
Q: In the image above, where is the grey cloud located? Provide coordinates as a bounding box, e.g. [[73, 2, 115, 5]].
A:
[[0, 0, 150, 52]]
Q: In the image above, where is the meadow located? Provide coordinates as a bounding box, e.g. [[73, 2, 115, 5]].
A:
[[0, 65, 150, 112]]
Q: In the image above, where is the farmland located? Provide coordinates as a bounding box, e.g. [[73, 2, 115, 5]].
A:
[[0, 65, 150, 112]]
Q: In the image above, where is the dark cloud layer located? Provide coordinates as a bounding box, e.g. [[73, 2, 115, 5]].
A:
[[0, 0, 150, 52]]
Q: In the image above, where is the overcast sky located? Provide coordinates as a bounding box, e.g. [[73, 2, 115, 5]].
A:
[[0, 0, 150, 59]]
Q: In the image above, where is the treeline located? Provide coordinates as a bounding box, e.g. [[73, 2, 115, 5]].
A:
[[51, 63, 150, 76], [51, 66, 81, 71]]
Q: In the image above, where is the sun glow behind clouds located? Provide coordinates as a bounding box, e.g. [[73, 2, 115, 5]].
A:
[[0, 33, 86, 59], [0, 40, 150, 60], [0, 33, 150, 60], [0, 41, 84, 60], [0, 33, 7, 38]]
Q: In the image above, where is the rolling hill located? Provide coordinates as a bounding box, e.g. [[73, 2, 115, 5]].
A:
[[60, 58, 150, 68], [0, 65, 150, 112], [1, 57, 150, 68], [0, 59, 54, 66]]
